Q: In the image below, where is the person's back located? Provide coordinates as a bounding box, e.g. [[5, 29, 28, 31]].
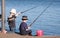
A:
[[19, 22, 28, 35]]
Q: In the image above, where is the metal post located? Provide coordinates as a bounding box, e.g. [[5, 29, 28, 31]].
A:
[[1, 0, 5, 33]]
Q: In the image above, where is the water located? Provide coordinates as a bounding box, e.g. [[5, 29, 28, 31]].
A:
[[0, 0, 60, 36]]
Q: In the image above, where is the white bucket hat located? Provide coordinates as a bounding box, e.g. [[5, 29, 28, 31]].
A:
[[10, 8, 16, 14]]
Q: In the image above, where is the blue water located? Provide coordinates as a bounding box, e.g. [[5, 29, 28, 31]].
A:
[[0, 0, 60, 36]]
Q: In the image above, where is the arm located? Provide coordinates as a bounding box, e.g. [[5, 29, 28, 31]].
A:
[[26, 26, 31, 31], [15, 12, 21, 16], [8, 18, 15, 21], [8, 15, 16, 21]]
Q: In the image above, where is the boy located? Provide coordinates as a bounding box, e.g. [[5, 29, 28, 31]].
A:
[[19, 16, 32, 35], [7, 8, 20, 32]]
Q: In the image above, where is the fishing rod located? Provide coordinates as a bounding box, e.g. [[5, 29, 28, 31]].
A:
[[20, 6, 39, 14], [29, 2, 53, 27], [19, 1, 45, 14]]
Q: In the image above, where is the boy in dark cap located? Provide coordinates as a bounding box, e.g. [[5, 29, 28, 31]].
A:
[[19, 16, 32, 35]]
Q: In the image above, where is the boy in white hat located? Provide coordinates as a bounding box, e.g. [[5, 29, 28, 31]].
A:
[[7, 8, 20, 32]]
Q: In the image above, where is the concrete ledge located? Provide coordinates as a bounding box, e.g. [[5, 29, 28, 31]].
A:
[[0, 32, 60, 38]]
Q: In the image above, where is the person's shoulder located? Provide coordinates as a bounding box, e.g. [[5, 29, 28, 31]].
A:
[[21, 22, 27, 25], [8, 15, 12, 18], [21, 22, 25, 24], [20, 22, 25, 26]]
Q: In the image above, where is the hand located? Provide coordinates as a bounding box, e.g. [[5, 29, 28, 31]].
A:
[[18, 12, 21, 15], [26, 26, 31, 31], [15, 12, 21, 16], [28, 26, 31, 29]]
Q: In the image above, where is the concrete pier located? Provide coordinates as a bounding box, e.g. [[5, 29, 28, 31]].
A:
[[0, 32, 60, 38]]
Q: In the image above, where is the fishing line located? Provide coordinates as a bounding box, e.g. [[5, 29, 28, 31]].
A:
[[29, 2, 53, 26], [19, 1, 45, 14]]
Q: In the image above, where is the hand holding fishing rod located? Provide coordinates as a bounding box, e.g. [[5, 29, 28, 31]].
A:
[[15, 2, 45, 16], [29, 2, 53, 27], [16, 6, 40, 16]]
